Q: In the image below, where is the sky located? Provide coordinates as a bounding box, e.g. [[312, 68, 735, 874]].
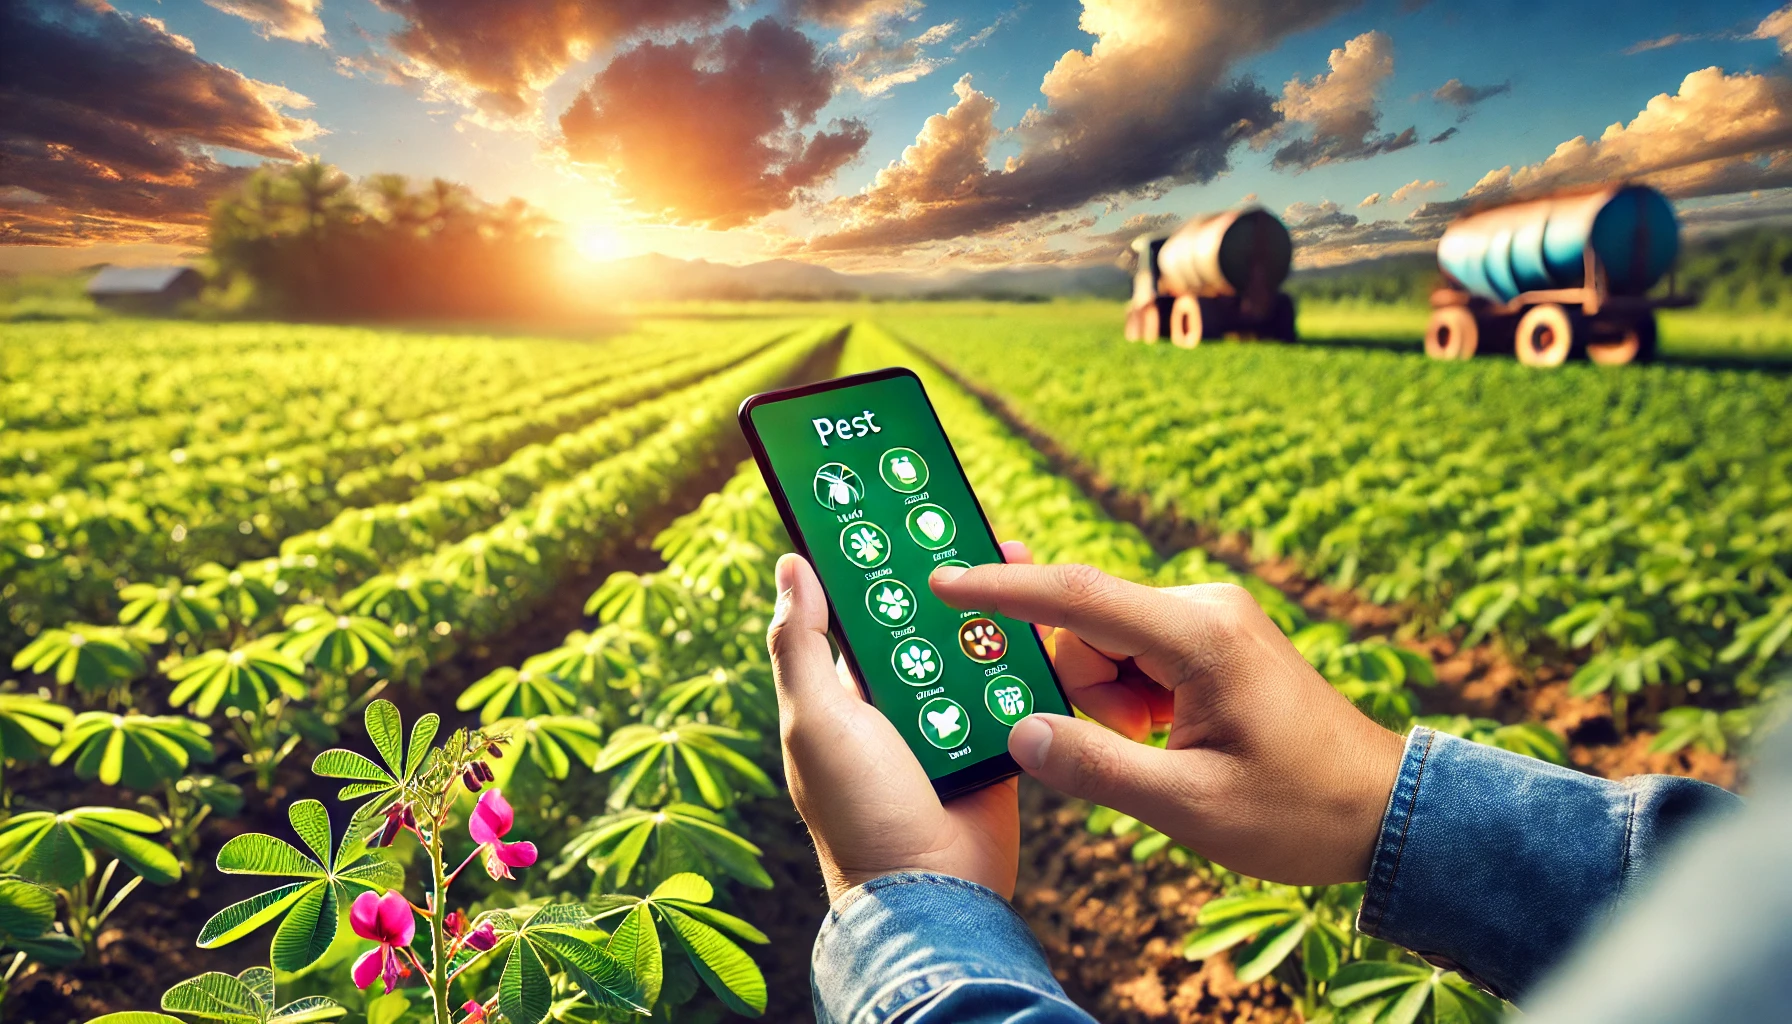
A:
[[4, 0, 1792, 274]]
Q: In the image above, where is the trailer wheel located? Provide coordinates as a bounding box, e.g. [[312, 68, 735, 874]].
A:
[[1425, 306, 1478, 360], [1139, 302, 1163, 343], [1257, 294, 1298, 342], [1587, 316, 1658, 366], [1124, 306, 1143, 342], [1515, 304, 1575, 368], [1170, 296, 1204, 348]]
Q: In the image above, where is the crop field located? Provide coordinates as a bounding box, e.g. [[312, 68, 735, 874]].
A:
[[0, 307, 1785, 1024]]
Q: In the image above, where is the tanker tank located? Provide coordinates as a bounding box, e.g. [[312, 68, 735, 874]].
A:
[[1426, 183, 1690, 367], [1124, 207, 1298, 346]]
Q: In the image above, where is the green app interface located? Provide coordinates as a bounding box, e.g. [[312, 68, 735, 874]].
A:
[[748, 372, 1068, 780]]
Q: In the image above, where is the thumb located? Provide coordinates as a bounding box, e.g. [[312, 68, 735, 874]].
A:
[[1007, 713, 1187, 813], [767, 554, 854, 716]]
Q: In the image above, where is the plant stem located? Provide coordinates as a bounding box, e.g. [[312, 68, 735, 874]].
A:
[[430, 826, 451, 1024]]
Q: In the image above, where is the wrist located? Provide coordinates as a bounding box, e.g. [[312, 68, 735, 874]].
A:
[[1343, 724, 1409, 881]]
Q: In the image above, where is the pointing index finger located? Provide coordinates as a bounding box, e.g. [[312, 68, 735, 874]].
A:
[[928, 562, 1184, 664]]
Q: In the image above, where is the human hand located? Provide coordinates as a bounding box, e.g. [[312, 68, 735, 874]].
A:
[[929, 562, 1404, 885], [767, 547, 1032, 902]]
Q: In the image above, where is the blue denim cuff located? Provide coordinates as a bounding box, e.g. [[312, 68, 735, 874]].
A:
[[811, 871, 1090, 1024], [1359, 726, 1737, 1002]]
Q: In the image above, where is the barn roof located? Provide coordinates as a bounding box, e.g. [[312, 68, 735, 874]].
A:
[[87, 265, 200, 296]]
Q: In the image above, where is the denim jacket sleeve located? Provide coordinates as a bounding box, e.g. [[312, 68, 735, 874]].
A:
[[1358, 726, 1741, 1002], [810, 872, 1096, 1024]]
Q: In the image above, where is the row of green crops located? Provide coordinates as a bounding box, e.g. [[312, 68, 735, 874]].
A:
[[0, 321, 811, 655], [7, 459, 794, 1024], [887, 305, 1792, 746], [0, 320, 838, 1022], [843, 323, 1553, 1023]]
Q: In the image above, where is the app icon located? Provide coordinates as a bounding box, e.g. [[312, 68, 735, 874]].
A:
[[959, 617, 1007, 662], [984, 675, 1033, 726], [891, 637, 943, 686], [866, 579, 917, 627], [813, 463, 863, 510], [918, 696, 970, 749], [839, 521, 890, 568], [905, 503, 956, 550], [880, 447, 929, 493]]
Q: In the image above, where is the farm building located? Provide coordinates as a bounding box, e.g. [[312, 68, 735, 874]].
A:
[[86, 265, 203, 313]]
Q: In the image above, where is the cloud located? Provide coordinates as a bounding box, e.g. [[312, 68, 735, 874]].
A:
[[783, 0, 920, 29], [558, 18, 869, 228], [0, 0, 318, 246], [1284, 199, 1357, 231], [1625, 32, 1697, 55], [1359, 192, 1382, 207], [801, 0, 1355, 255], [1390, 178, 1443, 203], [202, 0, 324, 43], [1267, 31, 1417, 170], [1281, 199, 1439, 266], [1755, 4, 1792, 54], [1431, 77, 1510, 121], [1443, 67, 1792, 206], [369, 0, 730, 119], [838, 20, 958, 96], [956, 5, 1023, 52], [1429, 126, 1458, 144]]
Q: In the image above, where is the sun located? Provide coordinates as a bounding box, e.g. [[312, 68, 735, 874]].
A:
[[572, 223, 628, 262]]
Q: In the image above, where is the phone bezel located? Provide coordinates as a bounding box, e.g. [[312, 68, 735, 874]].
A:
[[738, 365, 1069, 800]]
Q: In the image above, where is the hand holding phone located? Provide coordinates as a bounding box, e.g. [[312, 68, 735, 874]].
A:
[[766, 549, 1023, 901], [739, 368, 1073, 799]]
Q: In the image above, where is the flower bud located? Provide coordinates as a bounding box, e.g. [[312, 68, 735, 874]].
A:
[[462, 769, 483, 793], [465, 921, 497, 951], [486, 742, 504, 759], [475, 760, 495, 782], [444, 909, 467, 938]]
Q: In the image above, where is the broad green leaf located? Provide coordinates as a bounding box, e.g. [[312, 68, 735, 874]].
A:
[[160, 971, 261, 1024], [659, 906, 765, 1016], [1233, 918, 1307, 983], [606, 905, 663, 1007], [216, 834, 324, 878], [1328, 961, 1431, 1006], [270, 882, 339, 972], [499, 936, 552, 1024], [196, 882, 314, 948], [287, 802, 334, 867], [267, 996, 346, 1024], [363, 700, 404, 776], [650, 872, 712, 903], [405, 714, 440, 777]]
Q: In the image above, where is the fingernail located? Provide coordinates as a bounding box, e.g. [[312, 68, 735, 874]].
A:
[[771, 555, 799, 624], [1009, 715, 1052, 771], [930, 565, 966, 584]]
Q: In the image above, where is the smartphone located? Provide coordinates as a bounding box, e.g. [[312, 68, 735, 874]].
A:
[[739, 367, 1072, 799]]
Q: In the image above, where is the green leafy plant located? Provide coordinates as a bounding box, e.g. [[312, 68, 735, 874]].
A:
[[1324, 961, 1506, 1024], [594, 723, 775, 811], [88, 965, 344, 1024], [0, 806, 178, 954], [555, 803, 771, 892]]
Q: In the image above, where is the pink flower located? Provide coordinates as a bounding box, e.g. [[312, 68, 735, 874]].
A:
[[350, 890, 416, 993], [468, 788, 537, 880], [465, 921, 497, 951], [461, 1000, 487, 1024], [444, 909, 468, 938]]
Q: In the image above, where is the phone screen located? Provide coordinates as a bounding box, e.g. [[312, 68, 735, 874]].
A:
[[740, 368, 1071, 796]]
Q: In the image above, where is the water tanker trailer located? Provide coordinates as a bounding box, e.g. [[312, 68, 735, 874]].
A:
[[1125, 207, 1297, 346], [1427, 183, 1693, 366]]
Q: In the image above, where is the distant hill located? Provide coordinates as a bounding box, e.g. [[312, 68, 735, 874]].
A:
[[578, 254, 1130, 301]]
